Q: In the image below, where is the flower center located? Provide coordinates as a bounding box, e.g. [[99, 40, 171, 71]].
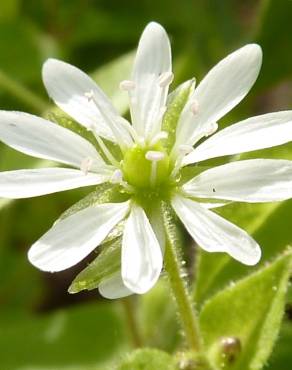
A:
[[122, 144, 170, 189]]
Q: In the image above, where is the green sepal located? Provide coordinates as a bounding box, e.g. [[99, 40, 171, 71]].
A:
[[59, 183, 129, 221], [199, 250, 292, 370], [68, 236, 122, 294], [46, 111, 97, 146], [178, 164, 212, 185], [162, 79, 196, 152]]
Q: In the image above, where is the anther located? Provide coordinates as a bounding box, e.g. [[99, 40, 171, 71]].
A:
[[145, 151, 165, 162], [110, 169, 123, 184], [84, 90, 95, 102], [80, 157, 93, 175], [158, 72, 174, 87], [190, 99, 199, 115], [170, 145, 193, 179], [119, 80, 136, 91], [205, 122, 218, 137]]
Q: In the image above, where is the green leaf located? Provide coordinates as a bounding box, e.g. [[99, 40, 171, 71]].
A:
[[199, 251, 292, 370], [265, 321, 292, 370], [69, 236, 121, 294], [116, 348, 176, 370]]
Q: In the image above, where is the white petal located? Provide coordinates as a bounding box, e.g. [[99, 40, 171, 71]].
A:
[[199, 201, 230, 209], [0, 111, 104, 170], [183, 159, 292, 203], [99, 272, 133, 299], [174, 44, 262, 150], [122, 204, 163, 294], [184, 111, 292, 165], [42, 59, 133, 147], [28, 201, 130, 272], [0, 167, 112, 199], [131, 22, 172, 139], [172, 196, 261, 265]]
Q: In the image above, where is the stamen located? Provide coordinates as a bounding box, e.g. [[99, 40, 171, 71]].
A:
[[84, 90, 95, 102], [149, 131, 168, 146], [158, 72, 174, 87], [145, 151, 165, 187], [110, 169, 123, 184], [119, 80, 136, 91], [205, 122, 218, 137], [93, 134, 120, 167], [190, 99, 199, 115], [80, 157, 93, 175], [119, 118, 139, 144]]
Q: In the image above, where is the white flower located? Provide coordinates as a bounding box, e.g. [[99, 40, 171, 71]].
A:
[[1, 22, 292, 299]]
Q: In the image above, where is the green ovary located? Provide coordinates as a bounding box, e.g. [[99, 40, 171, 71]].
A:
[[122, 144, 170, 188]]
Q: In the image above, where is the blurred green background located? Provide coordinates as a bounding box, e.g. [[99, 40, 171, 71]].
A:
[[0, 0, 292, 369]]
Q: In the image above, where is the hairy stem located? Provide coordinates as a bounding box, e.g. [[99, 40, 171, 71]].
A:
[[162, 202, 201, 352], [164, 239, 201, 352]]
